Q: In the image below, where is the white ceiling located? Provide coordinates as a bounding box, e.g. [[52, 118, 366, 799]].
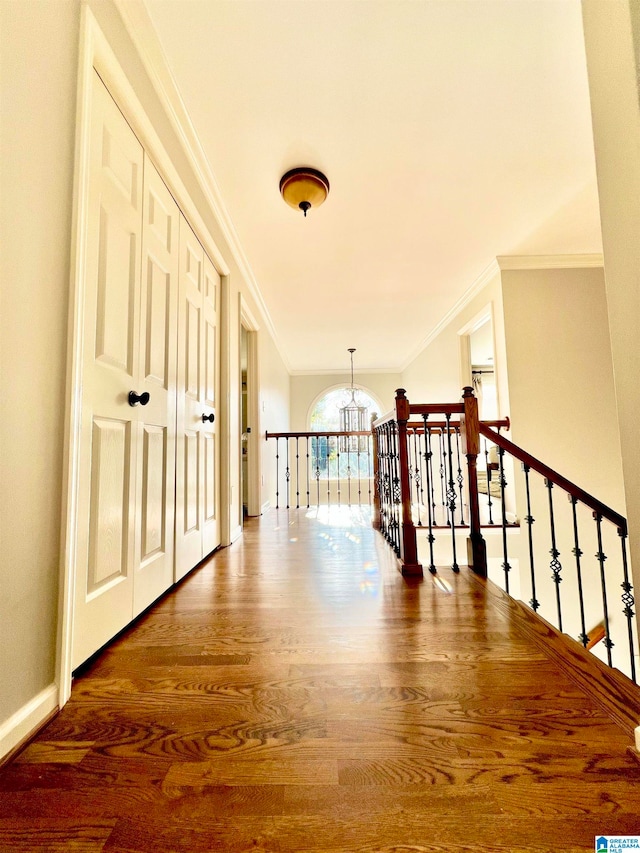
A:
[[143, 0, 602, 373]]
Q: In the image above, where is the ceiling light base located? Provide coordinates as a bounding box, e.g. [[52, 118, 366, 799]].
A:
[[280, 167, 330, 216]]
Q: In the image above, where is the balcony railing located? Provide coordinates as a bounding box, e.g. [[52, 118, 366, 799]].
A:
[[264, 430, 373, 509]]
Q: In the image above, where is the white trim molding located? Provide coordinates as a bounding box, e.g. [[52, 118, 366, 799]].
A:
[[401, 259, 501, 372], [0, 685, 58, 761], [496, 253, 604, 270]]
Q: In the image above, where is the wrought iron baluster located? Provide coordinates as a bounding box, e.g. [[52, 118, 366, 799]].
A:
[[484, 438, 494, 525], [439, 430, 447, 525], [314, 436, 321, 508], [336, 442, 341, 507], [306, 436, 310, 509], [455, 426, 465, 526], [413, 429, 423, 526], [618, 529, 636, 683], [327, 436, 332, 507], [275, 436, 280, 510], [445, 413, 459, 573], [417, 429, 425, 521], [367, 435, 372, 507], [285, 437, 291, 509], [546, 479, 562, 631], [522, 463, 538, 611], [391, 422, 401, 556], [347, 446, 352, 507], [594, 513, 613, 667], [569, 496, 588, 647], [498, 446, 511, 593], [423, 415, 437, 574], [295, 436, 300, 509], [356, 442, 361, 507]]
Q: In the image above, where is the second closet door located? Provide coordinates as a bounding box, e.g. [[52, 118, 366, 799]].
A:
[[175, 217, 221, 580]]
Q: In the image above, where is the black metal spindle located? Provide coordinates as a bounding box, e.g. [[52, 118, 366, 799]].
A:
[[546, 479, 563, 632], [327, 436, 332, 507], [569, 496, 588, 648], [391, 421, 401, 556], [314, 436, 321, 507], [594, 513, 613, 667], [285, 436, 291, 509], [306, 436, 310, 509], [275, 436, 280, 509], [455, 426, 465, 526], [295, 436, 300, 509], [522, 463, 539, 612], [498, 446, 511, 594], [423, 415, 437, 574], [439, 430, 446, 525], [445, 413, 459, 573], [618, 529, 636, 683], [484, 438, 494, 525]]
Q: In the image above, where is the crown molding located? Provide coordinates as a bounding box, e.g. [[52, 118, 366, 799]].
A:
[[113, 0, 290, 371], [496, 253, 604, 270], [290, 367, 402, 377], [400, 258, 501, 372]]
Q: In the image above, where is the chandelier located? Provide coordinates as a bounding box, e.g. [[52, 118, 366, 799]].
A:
[[339, 348, 369, 451]]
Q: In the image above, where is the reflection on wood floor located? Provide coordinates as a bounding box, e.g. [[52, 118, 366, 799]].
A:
[[1, 507, 640, 852]]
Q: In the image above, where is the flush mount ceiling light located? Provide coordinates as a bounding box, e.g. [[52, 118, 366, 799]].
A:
[[279, 167, 330, 217]]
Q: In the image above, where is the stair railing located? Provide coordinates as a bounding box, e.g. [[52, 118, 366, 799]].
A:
[[479, 419, 637, 683], [372, 386, 637, 683]]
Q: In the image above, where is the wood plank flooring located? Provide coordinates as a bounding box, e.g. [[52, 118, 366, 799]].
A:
[[1, 506, 639, 852]]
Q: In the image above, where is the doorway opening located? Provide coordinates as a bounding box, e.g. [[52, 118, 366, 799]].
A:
[[240, 319, 260, 522]]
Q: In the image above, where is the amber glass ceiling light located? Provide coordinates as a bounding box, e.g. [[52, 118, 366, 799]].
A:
[[279, 167, 330, 217]]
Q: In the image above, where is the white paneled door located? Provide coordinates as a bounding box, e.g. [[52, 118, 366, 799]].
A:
[[72, 72, 180, 669], [175, 218, 221, 580], [133, 158, 179, 617]]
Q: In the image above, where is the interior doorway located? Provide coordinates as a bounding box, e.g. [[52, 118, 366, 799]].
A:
[[460, 311, 498, 421], [469, 317, 497, 420], [240, 320, 261, 521]]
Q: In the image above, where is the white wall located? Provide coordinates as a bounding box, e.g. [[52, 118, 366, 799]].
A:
[[0, 0, 290, 755], [0, 0, 81, 730], [582, 0, 640, 611], [401, 267, 510, 418], [260, 331, 290, 510], [501, 266, 624, 509], [289, 372, 402, 430]]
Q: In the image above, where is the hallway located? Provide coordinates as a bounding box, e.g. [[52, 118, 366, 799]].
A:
[[1, 508, 639, 852]]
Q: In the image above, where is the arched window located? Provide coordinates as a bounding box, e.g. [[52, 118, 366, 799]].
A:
[[308, 387, 380, 479]]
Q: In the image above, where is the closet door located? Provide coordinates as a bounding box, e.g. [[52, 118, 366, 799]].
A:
[[175, 218, 221, 580], [73, 71, 143, 669], [132, 159, 179, 616], [202, 255, 220, 554]]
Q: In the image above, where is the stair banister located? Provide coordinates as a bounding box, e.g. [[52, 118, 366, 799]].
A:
[[461, 386, 488, 577]]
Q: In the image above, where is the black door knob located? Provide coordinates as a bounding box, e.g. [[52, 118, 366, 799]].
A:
[[202, 413, 215, 423], [128, 391, 150, 407]]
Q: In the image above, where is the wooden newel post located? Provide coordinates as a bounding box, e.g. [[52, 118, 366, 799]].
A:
[[461, 386, 487, 577], [395, 389, 423, 577], [371, 414, 381, 531]]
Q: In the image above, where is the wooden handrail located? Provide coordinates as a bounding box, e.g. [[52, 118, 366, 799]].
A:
[[265, 430, 371, 440], [406, 417, 510, 432], [479, 423, 627, 535]]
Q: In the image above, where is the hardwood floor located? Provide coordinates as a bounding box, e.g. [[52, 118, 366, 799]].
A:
[[1, 506, 639, 852]]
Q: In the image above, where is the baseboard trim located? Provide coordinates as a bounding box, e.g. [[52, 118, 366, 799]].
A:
[[0, 684, 59, 764]]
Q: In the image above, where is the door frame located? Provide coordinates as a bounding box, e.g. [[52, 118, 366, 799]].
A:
[[58, 7, 229, 706]]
